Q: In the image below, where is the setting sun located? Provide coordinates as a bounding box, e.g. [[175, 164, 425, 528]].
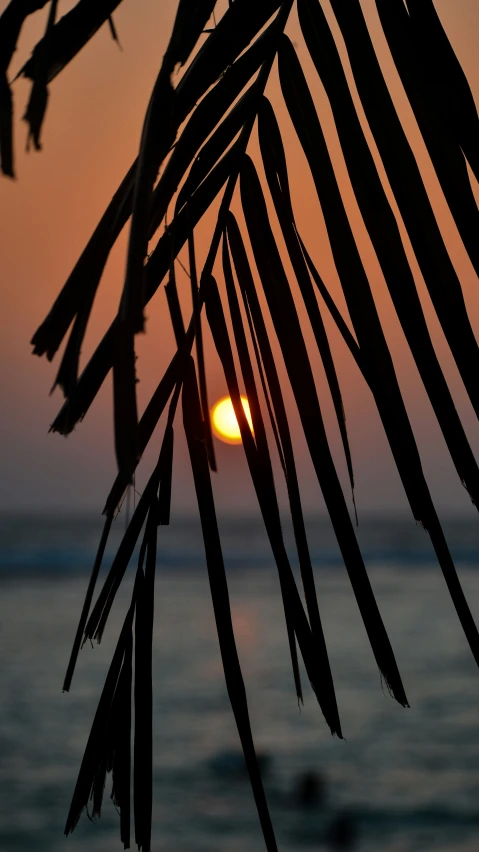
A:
[[211, 396, 253, 445]]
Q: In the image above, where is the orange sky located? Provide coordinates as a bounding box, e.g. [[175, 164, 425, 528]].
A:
[[1, 0, 479, 517]]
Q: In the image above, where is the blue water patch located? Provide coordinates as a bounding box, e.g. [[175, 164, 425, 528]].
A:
[[2, 550, 479, 851], [0, 513, 478, 576]]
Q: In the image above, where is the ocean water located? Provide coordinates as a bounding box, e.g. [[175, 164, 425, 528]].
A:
[[1, 513, 479, 852]]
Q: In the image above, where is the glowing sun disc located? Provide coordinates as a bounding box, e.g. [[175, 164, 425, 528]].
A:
[[211, 396, 253, 444]]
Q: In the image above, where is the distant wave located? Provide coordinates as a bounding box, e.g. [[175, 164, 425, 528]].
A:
[[0, 514, 478, 576], [1, 544, 479, 576]]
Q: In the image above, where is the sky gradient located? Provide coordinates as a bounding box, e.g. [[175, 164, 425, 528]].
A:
[[1, 0, 479, 518]]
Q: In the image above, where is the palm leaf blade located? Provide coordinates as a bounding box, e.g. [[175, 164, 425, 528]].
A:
[[298, 0, 479, 509], [279, 33, 479, 671], [258, 95, 356, 509], [182, 355, 278, 852], [240, 154, 408, 706], [225, 215, 342, 734], [328, 0, 479, 422]]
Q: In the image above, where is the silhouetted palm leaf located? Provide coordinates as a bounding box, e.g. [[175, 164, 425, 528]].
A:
[[183, 353, 278, 852], [225, 217, 341, 733], [4, 0, 479, 848], [378, 0, 479, 196], [329, 0, 479, 421], [257, 96, 356, 511], [0, 0, 50, 175]]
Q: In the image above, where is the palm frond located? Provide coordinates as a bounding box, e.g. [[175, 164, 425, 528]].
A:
[[19, 0, 126, 84], [0, 0, 50, 175], [328, 0, 479, 421], [182, 354, 278, 852], [279, 31, 479, 670], [240, 152, 408, 705], [257, 95, 356, 512], [5, 0, 479, 848], [374, 0, 479, 276], [225, 216, 341, 734], [298, 0, 479, 508]]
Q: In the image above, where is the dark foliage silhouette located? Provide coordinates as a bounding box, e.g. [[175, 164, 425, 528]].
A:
[[1, 0, 479, 849]]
